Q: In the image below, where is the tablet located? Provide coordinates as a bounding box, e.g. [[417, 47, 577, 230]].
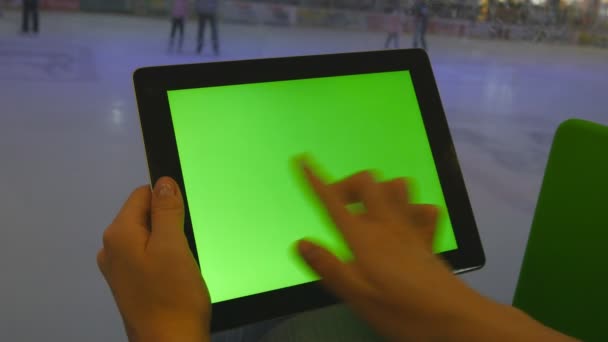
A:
[[134, 49, 484, 331]]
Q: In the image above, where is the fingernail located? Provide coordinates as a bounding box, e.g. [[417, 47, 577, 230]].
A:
[[297, 156, 309, 169], [156, 181, 174, 198], [298, 240, 318, 260]]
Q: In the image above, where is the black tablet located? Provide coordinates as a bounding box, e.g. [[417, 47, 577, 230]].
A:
[[134, 49, 484, 332]]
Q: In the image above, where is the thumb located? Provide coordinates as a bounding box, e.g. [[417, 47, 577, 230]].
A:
[[297, 240, 369, 302], [151, 177, 185, 241]]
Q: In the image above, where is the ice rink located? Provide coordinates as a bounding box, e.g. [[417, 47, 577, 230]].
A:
[[0, 9, 607, 341]]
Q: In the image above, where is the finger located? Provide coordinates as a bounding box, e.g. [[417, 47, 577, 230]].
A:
[[301, 161, 354, 230], [328, 171, 389, 219], [379, 178, 410, 220], [114, 186, 152, 227], [105, 186, 151, 251], [297, 240, 369, 302], [378, 179, 439, 245], [410, 204, 440, 247], [150, 177, 186, 243]]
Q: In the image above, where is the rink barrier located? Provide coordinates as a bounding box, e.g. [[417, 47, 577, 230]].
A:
[[140, 0, 172, 16], [219, 1, 471, 37], [41, 0, 79, 11], [79, 0, 132, 13], [2, 0, 80, 10], [220, 1, 297, 26], [4, 0, 606, 48]]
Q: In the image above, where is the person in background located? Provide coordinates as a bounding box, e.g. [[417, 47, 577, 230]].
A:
[[412, 0, 429, 49], [384, 7, 402, 49], [21, 0, 40, 34], [169, 0, 188, 52], [196, 0, 220, 56]]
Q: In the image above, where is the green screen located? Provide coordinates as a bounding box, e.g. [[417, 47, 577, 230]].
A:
[[167, 70, 458, 303]]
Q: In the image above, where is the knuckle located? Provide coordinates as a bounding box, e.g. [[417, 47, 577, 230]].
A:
[[102, 227, 116, 249], [96, 250, 107, 273], [96, 251, 104, 266], [390, 177, 407, 188], [152, 204, 184, 219], [315, 260, 333, 275], [152, 195, 183, 210], [355, 171, 374, 182]]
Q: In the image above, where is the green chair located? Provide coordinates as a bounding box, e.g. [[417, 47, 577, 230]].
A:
[[513, 119, 608, 342]]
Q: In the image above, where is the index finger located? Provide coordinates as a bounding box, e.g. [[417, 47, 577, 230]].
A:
[[301, 161, 355, 233]]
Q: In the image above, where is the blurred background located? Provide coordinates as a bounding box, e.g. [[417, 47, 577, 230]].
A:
[[0, 0, 606, 341]]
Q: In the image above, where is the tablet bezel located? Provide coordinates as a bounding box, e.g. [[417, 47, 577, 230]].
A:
[[133, 49, 485, 332]]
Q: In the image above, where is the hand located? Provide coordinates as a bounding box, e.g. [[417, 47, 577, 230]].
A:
[[97, 177, 210, 342], [297, 161, 576, 341]]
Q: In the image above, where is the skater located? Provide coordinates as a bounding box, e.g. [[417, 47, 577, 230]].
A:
[[384, 7, 402, 49], [22, 0, 40, 34], [196, 0, 220, 56], [169, 0, 188, 52], [412, 0, 429, 50]]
